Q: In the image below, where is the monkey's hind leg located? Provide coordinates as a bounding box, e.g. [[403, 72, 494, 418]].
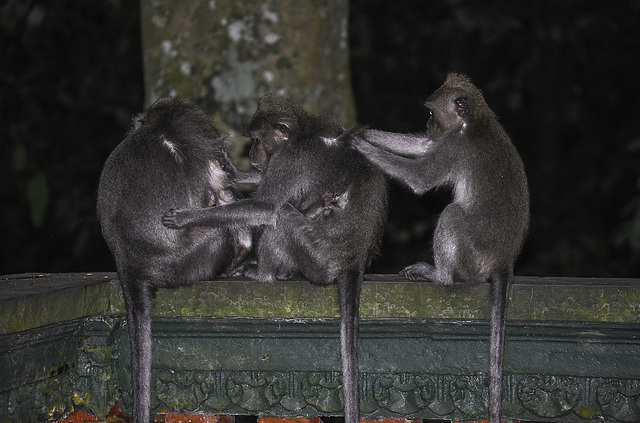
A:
[[241, 205, 302, 282], [247, 203, 340, 284], [427, 203, 475, 286]]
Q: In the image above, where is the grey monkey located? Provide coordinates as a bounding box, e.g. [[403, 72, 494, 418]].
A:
[[97, 98, 252, 422], [163, 94, 388, 423], [353, 73, 529, 423]]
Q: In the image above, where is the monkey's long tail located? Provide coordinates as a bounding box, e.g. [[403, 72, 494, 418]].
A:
[[337, 270, 362, 423], [489, 271, 512, 423], [121, 279, 154, 423]]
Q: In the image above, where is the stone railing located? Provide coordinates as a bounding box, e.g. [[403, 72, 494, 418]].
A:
[[1, 273, 639, 422]]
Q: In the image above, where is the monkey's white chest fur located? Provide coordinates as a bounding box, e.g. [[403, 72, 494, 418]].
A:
[[454, 176, 473, 205]]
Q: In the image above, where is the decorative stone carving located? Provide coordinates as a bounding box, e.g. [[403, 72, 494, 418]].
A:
[[148, 370, 640, 421], [6, 364, 640, 422], [422, 375, 457, 416], [373, 373, 435, 414], [597, 379, 640, 422], [450, 374, 489, 417], [1, 375, 74, 422], [227, 372, 287, 411], [301, 372, 344, 413], [279, 373, 309, 412], [156, 370, 211, 410], [517, 375, 581, 418]]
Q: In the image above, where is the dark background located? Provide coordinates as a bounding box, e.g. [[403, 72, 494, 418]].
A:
[[1, 0, 639, 278]]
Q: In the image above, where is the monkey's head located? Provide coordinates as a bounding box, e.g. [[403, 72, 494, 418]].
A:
[[424, 73, 495, 138], [141, 97, 239, 206], [246, 119, 293, 171], [246, 94, 315, 171]]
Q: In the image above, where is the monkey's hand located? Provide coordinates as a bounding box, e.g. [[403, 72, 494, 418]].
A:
[[338, 125, 367, 148], [162, 208, 187, 229], [350, 134, 376, 156], [347, 132, 365, 150]]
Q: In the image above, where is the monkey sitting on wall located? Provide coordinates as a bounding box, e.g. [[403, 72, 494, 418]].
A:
[[163, 94, 388, 423], [352, 73, 530, 423], [97, 98, 257, 423]]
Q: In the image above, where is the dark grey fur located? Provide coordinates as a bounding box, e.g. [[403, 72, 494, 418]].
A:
[[353, 73, 529, 423], [97, 98, 251, 422], [163, 94, 388, 423]]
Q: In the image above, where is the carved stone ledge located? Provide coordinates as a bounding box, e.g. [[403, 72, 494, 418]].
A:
[[142, 370, 640, 422], [3, 273, 640, 422]]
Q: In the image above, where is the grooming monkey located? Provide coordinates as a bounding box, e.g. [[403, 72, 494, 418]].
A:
[[353, 73, 529, 423], [163, 94, 388, 423]]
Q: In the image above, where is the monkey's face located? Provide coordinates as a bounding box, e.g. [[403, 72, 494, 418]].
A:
[[425, 92, 469, 137], [248, 120, 293, 171], [247, 93, 309, 170]]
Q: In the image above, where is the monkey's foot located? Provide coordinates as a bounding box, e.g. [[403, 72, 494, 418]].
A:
[[400, 262, 437, 281], [243, 264, 277, 283], [224, 263, 246, 277], [162, 208, 185, 228]]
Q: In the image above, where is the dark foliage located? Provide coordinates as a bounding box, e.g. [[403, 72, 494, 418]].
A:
[[1, 0, 639, 277], [0, 0, 143, 273], [350, 0, 640, 277]]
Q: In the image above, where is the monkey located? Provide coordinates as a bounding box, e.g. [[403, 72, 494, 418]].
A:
[[97, 97, 255, 423], [162, 94, 388, 423], [351, 73, 529, 423]]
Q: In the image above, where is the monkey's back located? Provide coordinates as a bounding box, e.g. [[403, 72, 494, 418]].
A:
[[314, 145, 388, 270], [451, 119, 529, 271], [97, 101, 235, 286]]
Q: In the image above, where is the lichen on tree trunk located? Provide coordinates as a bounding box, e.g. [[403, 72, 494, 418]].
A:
[[140, 0, 356, 163]]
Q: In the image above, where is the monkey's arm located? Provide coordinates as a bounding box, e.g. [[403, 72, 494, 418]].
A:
[[235, 169, 262, 185], [363, 130, 433, 156], [353, 137, 448, 195], [162, 199, 276, 229]]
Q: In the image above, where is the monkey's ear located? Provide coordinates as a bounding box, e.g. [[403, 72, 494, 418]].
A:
[[274, 122, 291, 141], [455, 96, 471, 118], [132, 113, 145, 131]]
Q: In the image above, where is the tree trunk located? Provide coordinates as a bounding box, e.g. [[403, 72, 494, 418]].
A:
[[140, 1, 356, 159]]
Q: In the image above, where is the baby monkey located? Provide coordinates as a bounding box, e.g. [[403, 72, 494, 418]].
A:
[[353, 73, 529, 423]]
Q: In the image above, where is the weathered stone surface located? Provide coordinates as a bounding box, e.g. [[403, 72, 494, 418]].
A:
[[2, 273, 640, 422], [0, 273, 122, 334], [3, 274, 640, 335]]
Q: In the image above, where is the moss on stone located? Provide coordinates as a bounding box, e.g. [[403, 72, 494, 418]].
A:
[[3, 274, 640, 335]]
